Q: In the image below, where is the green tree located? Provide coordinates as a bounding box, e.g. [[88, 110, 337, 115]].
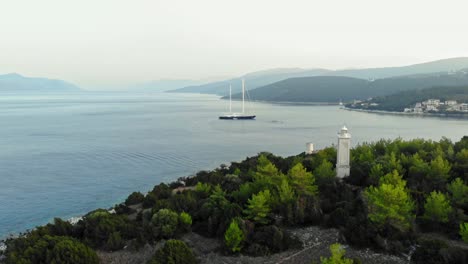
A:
[[244, 190, 271, 224], [254, 154, 283, 190], [379, 170, 405, 187], [224, 219, 245, 253], [195, 182, 212, 197], [427, 155, 451, 185], [5, 236, 99, 264], [369, 163, 384, 185], [382, 152, 404, 175], [313, 160, 336, 186], [447, 178, 468, 207], [288, 163, 318, 197], [206, 185, 229, 216], [278, 179, 295, 204], [364, 171, 414, 231], [125, 191, 145, 206], [151, 209, 179, 238], [148, 239, 197, 264], [320, 243, 354, 264], [179, 212, 192, 232], [460, 222, 468, 243], [423, 191, 453, 223]]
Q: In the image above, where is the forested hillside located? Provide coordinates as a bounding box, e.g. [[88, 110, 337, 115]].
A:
[[228, 70, 468, 103], [2, 137, 468, 264]]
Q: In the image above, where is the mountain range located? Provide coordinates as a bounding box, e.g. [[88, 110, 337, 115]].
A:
[[0, 73, 80, 92], [167, 68, 330, 95], [169, 57, 468, 98]]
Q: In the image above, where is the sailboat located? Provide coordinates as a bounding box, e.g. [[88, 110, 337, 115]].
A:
[[219, 79, 256, 120]]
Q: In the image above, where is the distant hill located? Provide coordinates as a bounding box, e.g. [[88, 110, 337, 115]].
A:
[[227, 69, 468, 103], [0, 73, 80, 92], [326, 57, 468, 80], [125, 79, 206, 92], [167, 68, 331, 96]]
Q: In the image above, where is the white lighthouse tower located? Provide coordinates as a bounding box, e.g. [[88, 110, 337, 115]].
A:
[[336, 126, 351, 178]]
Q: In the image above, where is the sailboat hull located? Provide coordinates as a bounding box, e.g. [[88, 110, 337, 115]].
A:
[[219, 115, 256, 120]]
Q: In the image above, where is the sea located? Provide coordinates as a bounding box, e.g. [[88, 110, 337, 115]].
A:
[[0, 92, 467, 238]]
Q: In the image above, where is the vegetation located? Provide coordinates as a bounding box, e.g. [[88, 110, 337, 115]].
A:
[[3, 137, 468, 263], [229, 71, 468, 103], [151, 209, 179, 238], [461, 223, 468, 243], [147, 239, 197, 264], [244, 190, 272, 225], [364, 170, 415, 231], [4, 235, 99, 264], [320, 243, 355, 264], [224, 219, 245, 253], [423, 191, 453, 223], [125, 191, 145, 206]]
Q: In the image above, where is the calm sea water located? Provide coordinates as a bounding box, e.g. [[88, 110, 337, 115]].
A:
[[0, 92, 467, 238]]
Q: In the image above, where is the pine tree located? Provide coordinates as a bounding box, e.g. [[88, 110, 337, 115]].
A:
[[423, 191, 453, 223], [364, 171, 414, 231], [288, 163, 318, 197], [244, 190, 271, 224], [447, 178, 468, 207], [224, 219, 245, 253]]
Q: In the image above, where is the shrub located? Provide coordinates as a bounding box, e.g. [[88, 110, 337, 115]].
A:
[[148, 239, 197, 264], [224, 219, 245, 253], [81, 209, 133, 248], [412, 239, 447, 264], [179, 212, 192, 232], [252, 225, 289, 253], [460, 222, 468, 243], [152, 209, 179, 238], [105, 231, 125, 251], [320, 243, 355, 264]]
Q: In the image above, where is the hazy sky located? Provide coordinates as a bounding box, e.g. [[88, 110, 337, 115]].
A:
[[1, 0, 468, 89]]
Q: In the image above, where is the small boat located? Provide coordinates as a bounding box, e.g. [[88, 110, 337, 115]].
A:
[[219, 79, 256, 120]]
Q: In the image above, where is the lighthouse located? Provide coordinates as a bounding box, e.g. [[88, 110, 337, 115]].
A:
[[336, 126, 351, 178]]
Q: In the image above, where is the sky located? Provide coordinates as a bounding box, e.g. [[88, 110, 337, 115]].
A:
[[1, 0, 468, 89]]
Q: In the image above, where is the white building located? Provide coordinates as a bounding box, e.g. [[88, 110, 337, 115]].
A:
[[423, 99, 440, 106], [445, 100, 457, 106], [425, 105, 439, 112], [306, 142, 314, 154], [336, 126, 351, 178], [460, 103, 468, 112]]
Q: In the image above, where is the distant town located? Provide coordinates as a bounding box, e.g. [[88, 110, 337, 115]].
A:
[[403, 99, 468, 113]]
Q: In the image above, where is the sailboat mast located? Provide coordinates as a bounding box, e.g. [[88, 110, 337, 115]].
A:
[[242, 79, 245, 113], [229, 84, 232, 113]]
